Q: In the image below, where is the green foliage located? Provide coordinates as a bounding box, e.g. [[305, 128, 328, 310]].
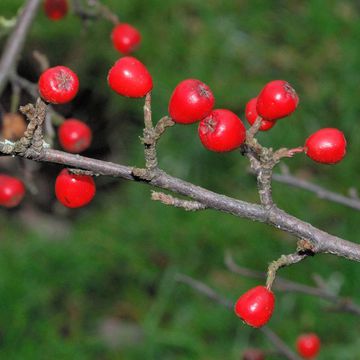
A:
[[1, 0, 360, 358]]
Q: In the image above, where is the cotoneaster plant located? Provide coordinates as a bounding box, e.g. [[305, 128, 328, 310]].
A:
[[2, 2, 355, 354]]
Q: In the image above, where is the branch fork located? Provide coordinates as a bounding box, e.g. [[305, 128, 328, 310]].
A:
[[1, 98, 48, 159]]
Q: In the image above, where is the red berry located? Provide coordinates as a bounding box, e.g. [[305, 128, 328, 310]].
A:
[[296, 333, 320, 359], [242, 349, 266, 360], [234, 286, 275, 328], [0, 174, 25, 208], [55, 169, 96, 208], [111, 23, 141, 55], [245, 97, 276, 131], [169, 79, 215, 124], [38, 66, 79, 104], [198, 109, 246, 152], [107, 56, 153, 98], [305, 128, 346, 164], [256, 80, 299, 121], [44, 0, 68, 21], [58, 119, 92, 153]]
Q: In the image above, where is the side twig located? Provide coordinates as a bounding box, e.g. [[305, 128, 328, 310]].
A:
[[0, 0, 41, 95], [273, 172, 360, 211]]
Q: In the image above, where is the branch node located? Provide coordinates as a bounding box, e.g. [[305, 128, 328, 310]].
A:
[[16, 98, 47, 158], [132, 167, 157, 181], [297, 239, 315, 254]]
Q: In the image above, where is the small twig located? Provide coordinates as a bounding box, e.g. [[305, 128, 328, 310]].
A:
[[68, 168, 98, 176], [247, 116, 263, 139], [143, 92, 153, 130], [10, 82, 21, 113], [266, 252, 308, 290], [273, 172, 360, 211], [273, 147, 304, 161], [261, 327, 302, 360], [1, 98, 48, 157], [151, 191, 207, 211], [154, 116, 175, 139], [140, 93, 175, 176], [10, 73, 38, 97], [0, 0, 41, 95], [73, 0, 119, 25], [32, 50, 50, 72], [175, 273, 232, 309]]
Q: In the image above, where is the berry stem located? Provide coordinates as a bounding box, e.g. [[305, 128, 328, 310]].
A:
[[274, 146, 304, 160], [266, 252, 308, 290], [247, 116, 263, 139], [144, 91, 153, 130], [141, 93, 175, 174]]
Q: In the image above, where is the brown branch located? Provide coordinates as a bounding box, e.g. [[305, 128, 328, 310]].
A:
[[175, 273, 232, 308], [1, 137, 360, 261], [0, 0, 41, 95], [273, 172, 360, 211]]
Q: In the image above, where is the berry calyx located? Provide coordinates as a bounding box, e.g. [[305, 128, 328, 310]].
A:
[[44, 0, 68, 21], [305, 128, 346, 164], [0, 174, 25, 208], [111, 23, 141, 55], [55, 169, 96, 208], [256, 80, 299, 121], [107, 56, 153, 98], [245, 97, 276, 131], [168, 79, 215, 124], [58, 119, 92, 153], [296, 333, 321, 359], [38, 66, 79, 104], [198, 109, 246, 152], [234, 286, 275, 328]]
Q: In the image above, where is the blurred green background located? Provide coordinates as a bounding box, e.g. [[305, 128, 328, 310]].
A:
[[1, 0, 360, 359]]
